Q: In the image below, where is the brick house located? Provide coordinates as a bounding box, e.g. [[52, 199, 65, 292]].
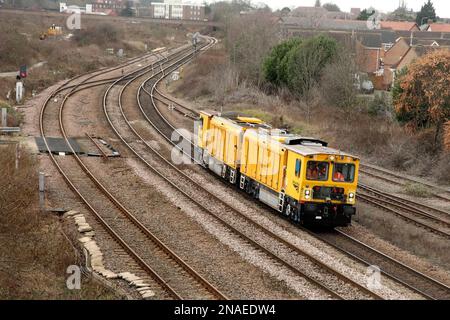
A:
[[92, 0, 129, 15], [380, 21, 419, 31], [426, 23, 450, 33], [380, 37, 450, 88]]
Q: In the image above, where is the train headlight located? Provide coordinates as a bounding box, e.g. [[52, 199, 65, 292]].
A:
[[304, 189, 311, 200], [348, 192, 355, 201]]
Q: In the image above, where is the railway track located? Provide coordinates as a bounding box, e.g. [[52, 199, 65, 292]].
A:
[[313, 229, 450, 300], [358, 184, 450, 238], [139, 50, 450, 300], [101, 36, 397, 300], [360, 164, 450, 202], [152, 78, 450, 239], [154, 85, 450, 237], [40, 47, 227, 300]]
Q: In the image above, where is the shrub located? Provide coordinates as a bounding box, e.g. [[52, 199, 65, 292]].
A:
[[403, 183, 432, 198], [263, 38, 302, 87], [320, 49, 359, 111], [0, 101, 23, 126], [368, 92, 393, 117], [0, 26, 36, 70], [393, 50, 450, 148], [73, 23, 120, 47], [286, 35, 339, 97], [432, 153, 450, 184]]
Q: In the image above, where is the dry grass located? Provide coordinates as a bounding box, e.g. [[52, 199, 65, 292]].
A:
[[432, 153, 450, 184], [354, 202, 450, 269], [403, 183, 433, 198], [0, 101, 23, 127], [0, 10, 189, 100], [0, 146, 118, 299]]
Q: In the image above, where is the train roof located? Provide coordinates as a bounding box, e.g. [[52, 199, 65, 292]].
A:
[[201, 110, 359, 159], [204, 110, 273, 130], [284, 143, 359, 159]]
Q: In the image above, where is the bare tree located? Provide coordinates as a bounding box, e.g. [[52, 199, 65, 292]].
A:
[[226, 12, 278, 85]]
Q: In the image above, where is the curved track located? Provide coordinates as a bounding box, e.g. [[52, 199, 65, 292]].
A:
[[40, 46, 227, 300], [103, 36, 393, 300], [137, 48, 450, 300]]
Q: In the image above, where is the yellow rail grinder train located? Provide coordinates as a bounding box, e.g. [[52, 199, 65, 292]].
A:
[[196, 111, 360, 227]]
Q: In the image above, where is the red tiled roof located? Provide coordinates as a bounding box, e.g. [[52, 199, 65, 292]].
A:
[[428, 24, 450, 33], [380, 21, 418, 31]]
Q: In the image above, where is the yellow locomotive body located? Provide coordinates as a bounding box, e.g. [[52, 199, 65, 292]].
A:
[[196, 111, 359, 227]]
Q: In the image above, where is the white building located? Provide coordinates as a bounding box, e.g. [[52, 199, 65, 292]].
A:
[[150, 0, 205, 20], [59, 2, 93, 14]]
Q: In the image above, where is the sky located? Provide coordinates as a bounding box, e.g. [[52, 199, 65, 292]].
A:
[[208, 0, 450, 18]]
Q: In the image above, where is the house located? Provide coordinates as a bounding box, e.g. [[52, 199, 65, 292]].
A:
[[290, 6, 327, 18], [281, 16, 369, 36], [380, 37, 450, 88], [355, 40, 383, 74], [384, 37, 411, 68], [289, 6, 357, 20], [91, 0, 128, 16], [351, 8, 361, 17], [426, 23, 450, 33], [380, 21, 419, 31]]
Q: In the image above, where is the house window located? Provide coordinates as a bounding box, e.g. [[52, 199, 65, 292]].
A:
[[383, 43, 394, 51]]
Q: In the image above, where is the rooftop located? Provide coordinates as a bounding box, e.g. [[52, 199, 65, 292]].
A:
[[380, 21, 418, 31], [428, 23, 450, 33]]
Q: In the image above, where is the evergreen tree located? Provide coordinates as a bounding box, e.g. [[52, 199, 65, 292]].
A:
[[416, 0, 437, 25], [315, 0, 321, 7], [357, 8, 375, 21]]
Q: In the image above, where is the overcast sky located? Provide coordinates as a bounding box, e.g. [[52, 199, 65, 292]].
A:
[[208, 0, 450, 18]]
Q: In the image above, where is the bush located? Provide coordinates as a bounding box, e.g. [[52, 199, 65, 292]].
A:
[[0, 101, 23, 126], [0, 26, 36, 70], [73, 23, 120, 47], [403, 183, 432, 198], [261, 35, 339, 98], [263, 38, 302, 87], [393, 50, 450, 149], [286, 35, 338, 97], [368, 92, 393, 117], [432, 153, 450, 184], [320, 50, 358, 111]]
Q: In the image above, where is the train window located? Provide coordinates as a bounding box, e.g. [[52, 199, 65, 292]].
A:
[[306, 161, 329, 181], [295, 159, 301, 177], [333, 163, 355, 183]]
